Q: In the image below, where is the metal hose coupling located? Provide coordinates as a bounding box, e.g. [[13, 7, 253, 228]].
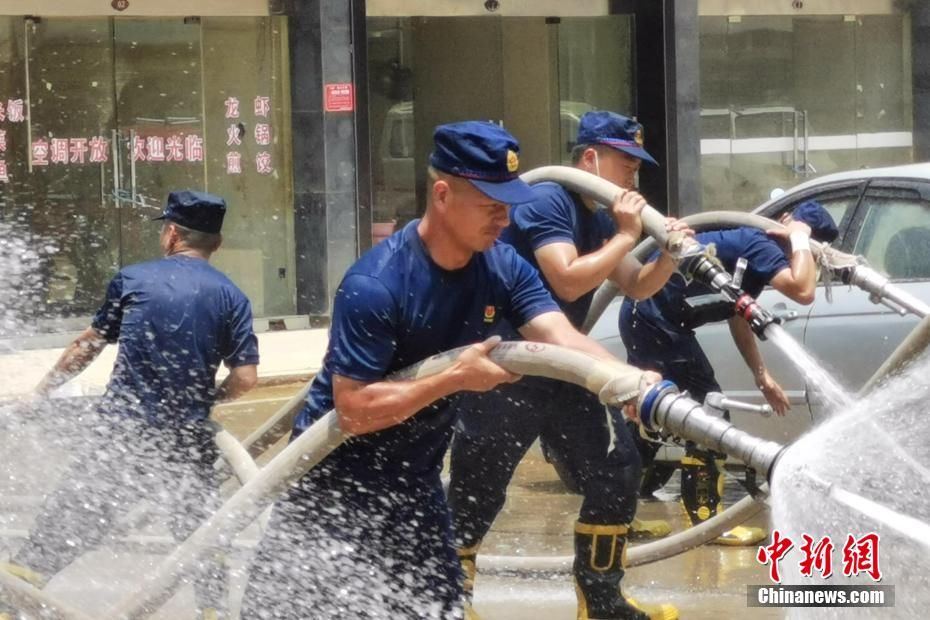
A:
[[734, 293, 780, 340], [677, 243, 780, 339], [840, 261, 930, 318], [677, 243, 735, 300], [638, 381, 787, 482]]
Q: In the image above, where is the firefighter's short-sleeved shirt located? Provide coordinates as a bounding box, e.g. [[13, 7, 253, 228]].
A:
[[623, 227, 790, 338], [293, 220, 558, 480], [92, 255, 259, 426], [501, 182, 616, 329]]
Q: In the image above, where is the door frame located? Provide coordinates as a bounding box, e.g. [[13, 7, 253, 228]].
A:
[[0, 1, 270, 17]]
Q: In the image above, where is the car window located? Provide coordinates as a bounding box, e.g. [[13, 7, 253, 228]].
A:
[[766, 193, 858, 238], [761, 191, 860, 287], [853, 192, 930, 281], [822, 201, 851, 231]]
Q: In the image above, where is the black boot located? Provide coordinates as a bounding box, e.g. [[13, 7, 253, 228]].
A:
[[680, 454, 722, 525], [680, 455, 766, 546], [573, 523, 678, 620]]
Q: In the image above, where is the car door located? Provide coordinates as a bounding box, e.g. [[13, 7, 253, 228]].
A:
[[802, 180, 930, 424], [692, 182, 863, 445]]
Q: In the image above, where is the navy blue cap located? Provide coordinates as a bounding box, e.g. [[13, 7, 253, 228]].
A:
[[153, 190, 226, 234], [792, 200, 838, 243], [577, 111, 657, 166], [429, 121, 536, 205]]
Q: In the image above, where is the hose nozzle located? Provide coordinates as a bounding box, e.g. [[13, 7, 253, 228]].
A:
[[677, 244, 735, 300], [638, 381, 786, 482], [734, 294, 780, 340]]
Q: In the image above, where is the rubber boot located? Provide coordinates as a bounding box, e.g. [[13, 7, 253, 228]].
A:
[[192, 549, 229, 620], [680, 457, 766, 545], [0, 562, 48, 619], [628, 517, 671, 541], [574, 522, 679, 620], [458, 544, 481, 620], [679, 455, 721, 525]]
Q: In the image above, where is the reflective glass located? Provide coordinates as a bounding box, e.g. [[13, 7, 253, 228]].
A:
[[699, 13, 913, 213], [0, 16, 294, 324]]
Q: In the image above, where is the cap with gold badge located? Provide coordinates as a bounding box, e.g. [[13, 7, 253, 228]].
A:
[[576, 110, 658, 166], [430, 121, 536, 205]]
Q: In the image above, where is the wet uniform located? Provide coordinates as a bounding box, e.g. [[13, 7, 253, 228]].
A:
[[449, 182, 644, 548], [620, 227, 788, 523], [14, 255, 259, 612], [241, 221, 557, 619], [621, 227, 789, 401]]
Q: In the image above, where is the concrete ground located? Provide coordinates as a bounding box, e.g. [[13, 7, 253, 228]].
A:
[[1, 367, 783, 619]]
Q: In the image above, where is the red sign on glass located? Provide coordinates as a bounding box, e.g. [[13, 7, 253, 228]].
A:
[[324, 83, 354, 112]]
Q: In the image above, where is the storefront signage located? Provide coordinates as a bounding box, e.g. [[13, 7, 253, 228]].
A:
[[224, 95, 274, 175], [324, 83, 354, 112], [0, 97, 26, 182], [31, 136, 110, 166], [130, 134, 203, 162]]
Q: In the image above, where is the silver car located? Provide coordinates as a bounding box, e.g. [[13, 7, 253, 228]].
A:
[[589, 162, 930, 466]]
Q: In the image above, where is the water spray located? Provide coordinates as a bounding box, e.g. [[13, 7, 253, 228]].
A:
[[800, 469, 930, 549]]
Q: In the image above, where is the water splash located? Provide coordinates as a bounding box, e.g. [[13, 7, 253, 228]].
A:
[[771, 353, 930, 618], [764, 323, 851, 410]]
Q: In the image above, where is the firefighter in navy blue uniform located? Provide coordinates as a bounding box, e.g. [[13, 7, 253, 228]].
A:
[[0, 191, 259, 620], [239, 121, 659, 619], [620, 200, 838, 546], [449, 112, 683, 620]]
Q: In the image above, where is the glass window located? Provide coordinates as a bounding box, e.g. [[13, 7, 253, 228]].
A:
[[853, 191, 930, 281], [202, 17, 295, 317], [699, 13, 914, 213], [365, 14, 633, 235], [0, 16, 294, 325], [557, 17, 633, 164]]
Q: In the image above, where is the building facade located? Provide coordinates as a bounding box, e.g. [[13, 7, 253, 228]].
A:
[[0, 0, 926, 331]]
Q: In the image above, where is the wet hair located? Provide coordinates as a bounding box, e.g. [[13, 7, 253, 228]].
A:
[[165, 221, 222, 253]]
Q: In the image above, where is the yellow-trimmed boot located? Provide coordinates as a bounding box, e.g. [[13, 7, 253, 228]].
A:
[[0, 561, 48, 619], [679, 455, 722, 526], [0, 562, 46, 589], [458, 543, 482, 620], [712, 522, 767, 546], [628, 517, 672, 541], [574, 522, 678, 620], [681, 455, 767, 545]]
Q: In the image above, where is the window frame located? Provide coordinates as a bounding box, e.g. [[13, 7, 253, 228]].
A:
[[844, 179, 930, 282]]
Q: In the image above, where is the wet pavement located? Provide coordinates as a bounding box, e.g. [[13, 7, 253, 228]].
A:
[[2, 382, 784, 618]]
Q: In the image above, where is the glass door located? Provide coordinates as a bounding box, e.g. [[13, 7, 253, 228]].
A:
[[365, 11, 633, 234], [21, 17, 207, 316], [9, 15, 294, 324], [22, 17, 120, 316], [111, 18, 205, 266]]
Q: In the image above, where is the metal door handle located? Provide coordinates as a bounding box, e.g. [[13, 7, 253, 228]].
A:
[[129, 129, 137, 206], [771, 302, 800, 322]]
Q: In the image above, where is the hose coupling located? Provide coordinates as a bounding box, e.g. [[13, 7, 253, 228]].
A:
[[734, 293, 780, 340]]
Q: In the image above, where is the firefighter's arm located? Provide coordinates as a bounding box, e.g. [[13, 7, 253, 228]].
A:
[[727, 316, 789, 415], [34, 327, 108, 397]]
